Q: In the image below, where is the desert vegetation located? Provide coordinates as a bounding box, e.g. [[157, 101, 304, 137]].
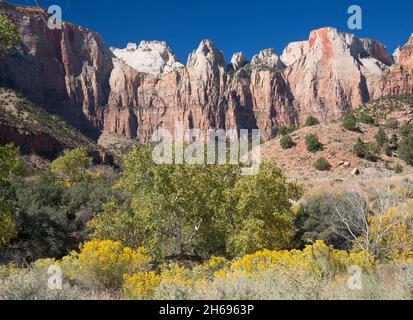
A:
[[0, 143, 412, 300]]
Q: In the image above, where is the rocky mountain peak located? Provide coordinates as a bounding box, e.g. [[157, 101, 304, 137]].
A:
[[397, 33, 413, 68], [188, 39, 226, 66], [111, 40, 183, 77], [251, 48, 285, 70], [360, 38, 394, 66], [230, 52, 248, 71]]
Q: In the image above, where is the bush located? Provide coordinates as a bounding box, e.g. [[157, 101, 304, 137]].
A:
[[359, 112, 376, 125], [343, 113, 358, 131], [305, 134, 323, 153], [69, 240, 152, 289], [375, 128, 388, 148], [399, 136, 413, 165], [305, 116, 320, 127], [0, 266, 82, 300], [353, 138, 378, 161], [278, 125, 297, 136], [383, 143, 393, 157], [400, 124, 413, 138], [0, 14, 20, 57], [395, 164, 404, 174], [313, 158, 331, 171], [280, 135, 295, 149]]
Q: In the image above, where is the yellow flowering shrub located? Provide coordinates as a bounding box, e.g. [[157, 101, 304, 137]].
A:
[[122, 242, 377, 300], [222, 241, 375, 278], [367, 203, 413, 262], [123, 272, 162, 300], [66, 240, 152, 289], [0, 262, 22, 280]]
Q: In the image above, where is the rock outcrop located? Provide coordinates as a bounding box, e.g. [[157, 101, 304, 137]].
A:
[[1, 3, 412, 146], [111, 41, 183, 77], [230, 52, 248, 71]]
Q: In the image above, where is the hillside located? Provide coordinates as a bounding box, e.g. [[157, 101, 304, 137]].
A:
[[0, 87, 112, 164]]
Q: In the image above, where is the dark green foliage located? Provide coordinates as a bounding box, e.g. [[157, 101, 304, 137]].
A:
[[313, 158, 331, 171], [400, 124, 413, 138], [375, 128, 388, 148], [294, 195, 353, 250], [3, 169, 123, 262], [359, 112, 376, 125], [394, 164, 404, 174], [399, 135, 413, 166], [353, 138, 378, 162], [278, 125, 298, 136], [305, 116, 320, 127], [305, 134, 323, 153], [280, 135, 295, 149], [383, 143, 393, 157], [386, 119, 399, 130], [0, 14, 20, 57], [342, 113, 358, 131]]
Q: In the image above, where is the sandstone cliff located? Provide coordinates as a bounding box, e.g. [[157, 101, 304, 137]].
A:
[[1, 3, 412, 145]]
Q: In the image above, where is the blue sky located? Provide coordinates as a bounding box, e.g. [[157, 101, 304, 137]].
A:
[[8, 0, 413, 62]]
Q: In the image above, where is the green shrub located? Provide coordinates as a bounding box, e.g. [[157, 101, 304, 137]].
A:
[[359, 112, 376, 125], [278, 125, 297, 136], [383, 143, 393, 157], [399, 136, 413, 165], [343, 113, 358, 131], [386, 119, 399, 130], [305, 134, 323, 153], [375, 128, 388, 148], [313, 158, 332, 171], [280, 135, 296, 149], [0, 14, 20, 57], [400, 124, 413, 138], [394, 164, 404, 174], [305, 116, 320, 127], [353, 138, 378, 161]]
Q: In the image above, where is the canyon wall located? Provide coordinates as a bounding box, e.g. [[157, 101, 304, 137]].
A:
[[1, 3, 412, 144]]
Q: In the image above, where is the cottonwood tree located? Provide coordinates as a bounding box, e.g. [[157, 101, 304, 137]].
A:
[[329, 172, 410, 259], [0, 13, 19, 57], [89, 147, 303, 260]]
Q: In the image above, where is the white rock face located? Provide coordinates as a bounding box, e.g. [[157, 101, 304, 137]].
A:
[[111, 41, 183, 77], [281, 41, 309, 66], [251, 48, 285, 69], [230, 52, 248, 70], [360, 38, 394, 66], [393, 46, 401, 64], [187, 39, 227, 80]]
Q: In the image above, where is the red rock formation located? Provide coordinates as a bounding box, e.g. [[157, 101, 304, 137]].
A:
[[1, 4, 412, 146]]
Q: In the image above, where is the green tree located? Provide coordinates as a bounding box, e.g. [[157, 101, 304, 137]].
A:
[[305, 134, 323, 153], [294, 194, 353, 250], [375, 128, 388, 148], [90, 147, 304, 259], [0, 14, 20, 57], [343, 113, 358, 131], [226, 162, 304, 256], [353, 138, 378, 161], [280, 135, 295, 149], [399, 135, 413, 166], [278, 125, 297, 136], [305, 116, 320, 127], [0, 143, 25, 246], [50, 147, 92, 186], [313, 157, 331, 171], [400, 124, 413, 138], [359, 112, 375, 125]]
